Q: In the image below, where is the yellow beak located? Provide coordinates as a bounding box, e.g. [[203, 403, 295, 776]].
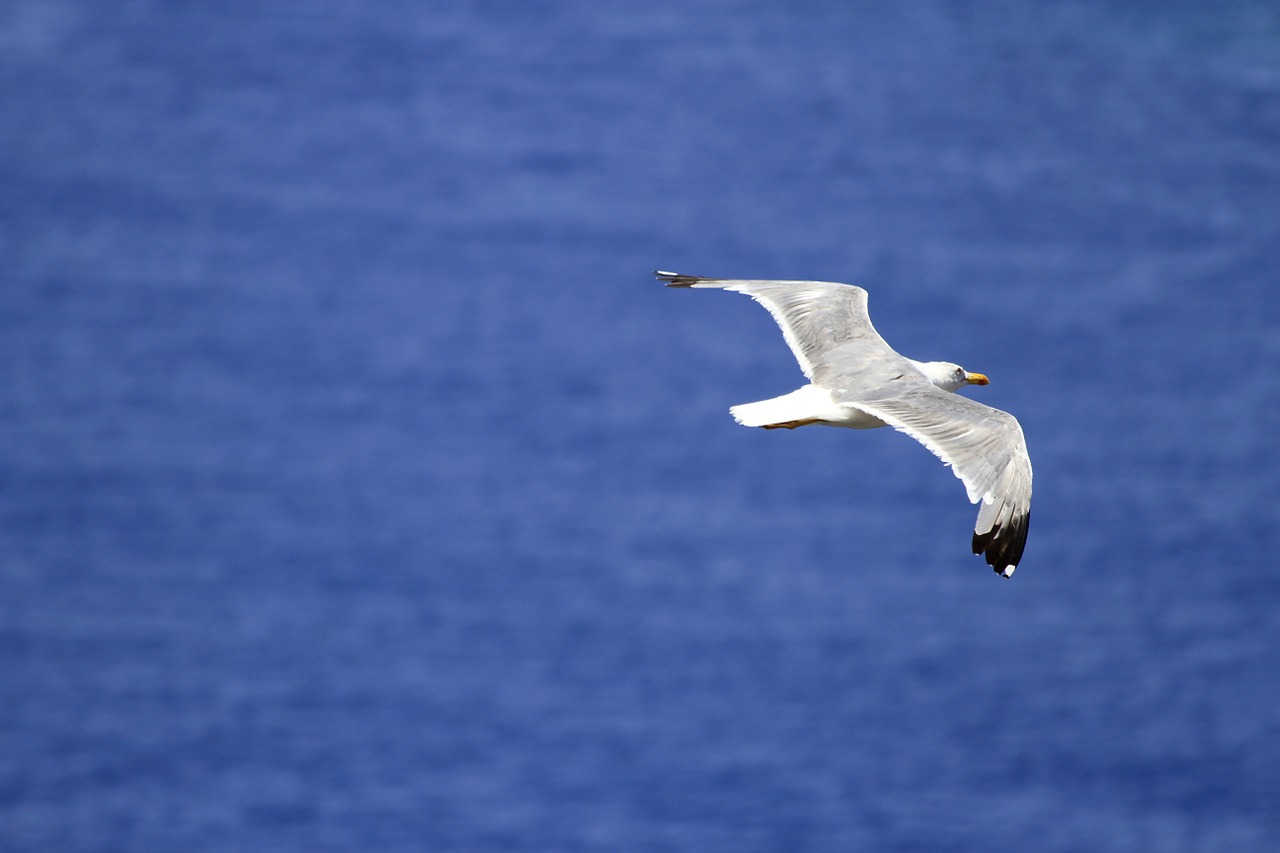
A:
[[966, 372, 990, 386]]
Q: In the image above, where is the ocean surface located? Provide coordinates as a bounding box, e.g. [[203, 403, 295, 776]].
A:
[[3, 2, 1279, 850]]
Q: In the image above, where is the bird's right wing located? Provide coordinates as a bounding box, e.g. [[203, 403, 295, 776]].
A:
[[843, 385, 1033, 576], [658, 271, 891, 380]]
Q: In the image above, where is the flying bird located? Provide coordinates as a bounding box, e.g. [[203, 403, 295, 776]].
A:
[[660, 271, 1032, 577]]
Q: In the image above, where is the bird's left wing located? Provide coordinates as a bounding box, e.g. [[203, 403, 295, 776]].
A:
[[658, 271, 892, 380]]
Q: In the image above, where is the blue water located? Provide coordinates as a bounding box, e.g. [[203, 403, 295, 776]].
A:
[[4, 2, 1279, 850]]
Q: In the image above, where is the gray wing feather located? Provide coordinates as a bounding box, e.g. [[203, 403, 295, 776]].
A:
[[842, 386, 1033, 575], [657, 272, 891, 379]]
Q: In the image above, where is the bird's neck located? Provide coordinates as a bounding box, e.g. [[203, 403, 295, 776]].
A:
[[910, 359, 962, 392]]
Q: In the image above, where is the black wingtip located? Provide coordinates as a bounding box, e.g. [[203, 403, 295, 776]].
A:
[[972, 511, 1030, 577], [655, 270, 710, 288]]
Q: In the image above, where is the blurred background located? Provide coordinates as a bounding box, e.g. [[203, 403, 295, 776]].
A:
[[3, 1, 1278, 850]]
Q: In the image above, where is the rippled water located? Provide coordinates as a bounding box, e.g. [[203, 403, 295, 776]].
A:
[[4, 2, 1279, 849]]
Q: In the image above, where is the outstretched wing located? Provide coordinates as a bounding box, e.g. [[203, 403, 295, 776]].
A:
[[842, 385, 1033, 576], [657, 271, 893, 379]]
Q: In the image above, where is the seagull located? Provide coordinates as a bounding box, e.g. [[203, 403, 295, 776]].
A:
[[660, 271, 1032, 577]]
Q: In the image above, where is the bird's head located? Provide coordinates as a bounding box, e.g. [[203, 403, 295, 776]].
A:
[[921, 361, 989, 392]]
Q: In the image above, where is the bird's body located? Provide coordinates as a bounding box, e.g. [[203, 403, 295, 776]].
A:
[[729, 383, 886, 430], [660, 270, 1032, 577]]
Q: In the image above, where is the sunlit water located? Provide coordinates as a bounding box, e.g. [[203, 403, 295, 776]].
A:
[[3, 2, 1278, 850]]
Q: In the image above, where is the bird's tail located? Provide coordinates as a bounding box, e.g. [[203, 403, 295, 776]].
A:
[[729, 388, 824, 428]]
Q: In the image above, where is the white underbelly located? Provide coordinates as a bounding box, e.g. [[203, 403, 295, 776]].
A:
[[823, 406, 887, 430]]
